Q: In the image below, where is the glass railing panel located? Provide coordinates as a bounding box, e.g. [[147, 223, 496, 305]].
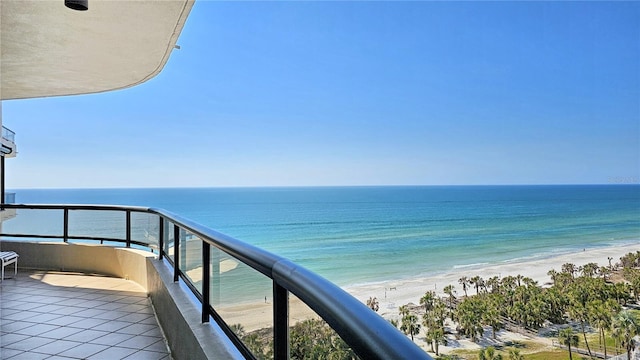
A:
[[4, 192, 16, 204], [131, 212, 159, 250], [208, 245, 274, 360], [2, 126, 15, 142], [0, 209, 63, 238], [164, 220, 175, 261], [289, 295, 359, 359], [180, 229, 203, 286], [68, 210, 125, 241]]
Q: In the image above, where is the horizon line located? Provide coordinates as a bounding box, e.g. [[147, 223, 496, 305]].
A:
[[7, 183, 640, 191]]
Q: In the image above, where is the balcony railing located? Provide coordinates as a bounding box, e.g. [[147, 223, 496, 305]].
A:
[[2, 126, 15, 143], [0, 204, 431, 360]]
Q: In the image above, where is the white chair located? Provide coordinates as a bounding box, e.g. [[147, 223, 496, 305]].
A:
[[0, 251, 19, 281]]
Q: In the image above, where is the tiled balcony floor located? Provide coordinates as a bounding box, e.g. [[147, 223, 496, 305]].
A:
[[0, 271, 171, 360]]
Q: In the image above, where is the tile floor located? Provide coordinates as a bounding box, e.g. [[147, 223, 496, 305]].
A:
[[0, 270, 172, 359]]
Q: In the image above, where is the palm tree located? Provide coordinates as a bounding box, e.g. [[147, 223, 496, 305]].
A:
[[459, 276, 469, 297], [229, 323, 246, 337], [366, 296, 379, 312], [547, 269, 558, 285], [589, 299, 620, 359], [562, 262, 577, 279], [558, 327, 579, 360], [431, 326, 447, 356], [456, 296, 484, 342], [420, 291, 436, 314], [580, 262, 599, 278], [486, 276, 501, 294], [567, 280, 594, 357], [612, 310, 640, 360], [470, 275, 484, 295], [443, 284, 456, 315], [508, 349, 523, 360], [482, 294, 502, 339], [543, 286, 568, 324], [515, 274, 524, 287], [478, 346, 502, 360], [400, 311, 420, 341]]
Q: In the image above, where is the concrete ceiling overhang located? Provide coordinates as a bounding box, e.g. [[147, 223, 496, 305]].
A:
[[0, 0, 194, 100]]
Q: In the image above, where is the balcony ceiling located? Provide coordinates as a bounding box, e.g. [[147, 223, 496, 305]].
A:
[[0, 0, 194, 100]]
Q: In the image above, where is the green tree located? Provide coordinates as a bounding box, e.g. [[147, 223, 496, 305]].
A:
[[455, 296, 484, 342], [482, 294, 503, 339], [430, 326, 447, 356], [366, 296, 379, 312], [470, 275, 484, 295], [580, 262, 599, 278], [567, 278, 595, 357], [289, 319, 356, 360], [620, 252, 639, 269], [486, 276, 501, 294], [599, 266, 611, 282], [478, 346, 502, 360], [542, 286, 568, 324], [547, 269, 558, 285], [624, 268, 640, 301], [420, 291, 436, 314], [558, 327, 578, 360], [588, 299, 620, 359], [508, 349, 523, 360], [459, 276, 469, 297], [612, 310, 640, 360], [400, 306, 421, 342], [562, 263, 577, 279], [443, 284, 456, 316]]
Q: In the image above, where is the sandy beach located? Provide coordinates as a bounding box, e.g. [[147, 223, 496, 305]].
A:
[[347, 242, 639, 321], [218, 242, 639, 339]]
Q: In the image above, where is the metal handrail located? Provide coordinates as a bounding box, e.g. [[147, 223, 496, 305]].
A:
[[0, 203, 431, 360]]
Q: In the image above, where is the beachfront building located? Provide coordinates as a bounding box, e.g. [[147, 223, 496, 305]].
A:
[[0, 1, 430, 359], [0, 101, 18, 226]]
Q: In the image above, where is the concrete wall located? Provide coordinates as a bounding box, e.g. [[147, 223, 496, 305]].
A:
[[0, 241, 242, 360], [0, 241, 153, 290], [147, 257, 242, 360]]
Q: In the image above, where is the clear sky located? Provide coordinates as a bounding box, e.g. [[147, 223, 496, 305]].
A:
[[3, 1, 639, 188]]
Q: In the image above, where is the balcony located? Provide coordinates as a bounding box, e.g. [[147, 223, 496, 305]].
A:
[[1, 126, 16, 158], [2, 127, 15, 143], [1, 270, 171, 359], [0, 204, 430, 360]]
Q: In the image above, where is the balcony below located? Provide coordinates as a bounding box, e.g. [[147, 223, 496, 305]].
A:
[[1, 126, 16, 158], [0, 270, 171, 359]]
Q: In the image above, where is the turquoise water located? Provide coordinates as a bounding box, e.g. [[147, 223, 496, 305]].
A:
[[7, 185, 640, 288]]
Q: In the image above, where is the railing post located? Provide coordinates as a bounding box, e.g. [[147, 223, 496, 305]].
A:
[[173, 224, 180, 282], [202, 242, 210, 323], [63, 208, 69, 243], [126, 210, 131, 248], [273, 282, 289, 360], [1, 155, 5, 211], [158, 217, 164, 260]]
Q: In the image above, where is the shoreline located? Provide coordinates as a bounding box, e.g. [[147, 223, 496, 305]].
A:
[[346, 242, 640, 321], [216, 241, 639, 333], [337, 239, 640, 290]]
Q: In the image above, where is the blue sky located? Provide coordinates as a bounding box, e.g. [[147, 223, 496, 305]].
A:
[[3, 1, 639, 188]]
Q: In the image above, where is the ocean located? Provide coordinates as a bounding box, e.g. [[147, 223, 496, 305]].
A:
[[6, 185, 639, 292]]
